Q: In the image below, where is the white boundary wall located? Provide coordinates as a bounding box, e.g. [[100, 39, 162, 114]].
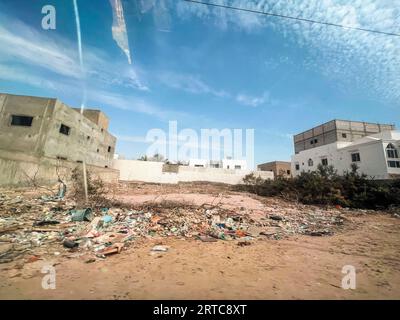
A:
[[113, 160, 273, 184]]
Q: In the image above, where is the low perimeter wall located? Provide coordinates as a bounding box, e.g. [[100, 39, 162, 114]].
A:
[[0, 155, 119, 187], [113, 160, 274, 184]]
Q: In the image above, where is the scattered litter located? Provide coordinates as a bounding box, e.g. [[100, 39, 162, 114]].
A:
[[71, 208, 93, 222], [33, 220, 60, 227], [198, 235, 217, 242], [102, 215, 113, 224], [99, 246, 123, 256], [237, 241, 252, 246], [63, 240, 79, 249], [26, 255, 40, 263], [0, 187, 351, 264], [151, 245, 169, 252]]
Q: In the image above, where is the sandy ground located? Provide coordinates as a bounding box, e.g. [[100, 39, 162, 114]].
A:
[[1, 185, 399, 300]]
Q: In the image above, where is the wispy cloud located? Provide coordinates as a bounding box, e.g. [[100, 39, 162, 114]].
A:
[[0, 64, 59, 91], [175, 0, 400, 103], [157, 71, 229, 98], [115, 134, 148, 143], [236, 91, 271, 107], [259, 128, 293, 140], [86, 89, 166, 117], [0, 10, 186, 121], [0, 11, 147, 91]]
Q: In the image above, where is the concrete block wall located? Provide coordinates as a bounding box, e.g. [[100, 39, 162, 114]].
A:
[[0, 156, 119, 187], [113, 159, 274, 184]]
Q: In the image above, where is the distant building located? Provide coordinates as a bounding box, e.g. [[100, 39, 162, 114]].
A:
[[188, 158, 247, 170], [188, 159, 209, 168], [293, 119, 395, 154], [291, 120, 399, 179], [258, 161, 291, 178], [221, 158, 247, 170], [0, 93, 116, 168]]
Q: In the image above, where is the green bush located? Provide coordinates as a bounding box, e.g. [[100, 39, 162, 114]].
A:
[[237, 164, 400, 209]]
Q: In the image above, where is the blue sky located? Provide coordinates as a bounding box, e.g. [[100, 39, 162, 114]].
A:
[[0, 0, 399, 166]]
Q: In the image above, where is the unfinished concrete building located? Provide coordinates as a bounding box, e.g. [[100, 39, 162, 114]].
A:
[[258, 161, 291, 178], [0, 93, 117, 185], [293, 119, 395, 154]]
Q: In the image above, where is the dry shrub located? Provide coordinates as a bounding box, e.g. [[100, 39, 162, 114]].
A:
[[71, 167, 108, 206], [237, 164, 400, 209]]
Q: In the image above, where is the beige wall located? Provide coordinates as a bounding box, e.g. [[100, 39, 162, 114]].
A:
[[0, 94, 56, 157], [0, 156, 119, 187], [0, 93, 116, 168], [258, 161, 291, 178], [43, 100, 116, 167], [113, 160, 273, 184]]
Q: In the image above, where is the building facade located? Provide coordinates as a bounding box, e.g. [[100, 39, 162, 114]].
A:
[[258, 161, 291, 178], [188, 158, 247, 170], [293, 119, 395, 154], [291, 121, 399, 179], [0, 93, 116, 168]]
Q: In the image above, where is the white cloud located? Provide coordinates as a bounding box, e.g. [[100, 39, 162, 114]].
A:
[[0, 23, 81, 79], [158, 71, 229, 98], [115, 134, 148, 143], [259, 129, 293, 140], [236, 91, 280, 107], [175, 0, 400, 103], [86, 89, 165, 117], [0, 11, 148, 91], [0, 65, 59, 91], [236, 91, 268, 107]]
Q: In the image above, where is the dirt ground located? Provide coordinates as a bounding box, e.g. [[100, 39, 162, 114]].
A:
[[1, 183, 399, 300]]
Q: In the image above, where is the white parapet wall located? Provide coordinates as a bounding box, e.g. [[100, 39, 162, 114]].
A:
[[113, 159, 274, 184]]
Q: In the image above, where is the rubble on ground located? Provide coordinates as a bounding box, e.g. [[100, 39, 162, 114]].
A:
[[0, 187, 353, 265]]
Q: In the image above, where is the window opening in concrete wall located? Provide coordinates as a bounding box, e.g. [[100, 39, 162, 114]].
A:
[[351, 152, 361, 162], [386, 143, 398, 159], [388, 160, 400, 168], [59, 124, 70, 135], [11, 115, 33, 127]]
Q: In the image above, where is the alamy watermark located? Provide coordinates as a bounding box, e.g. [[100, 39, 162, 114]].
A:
[[41, 5, 56, 30], [144, 121, 254, 167], [41, 264, 56, 290], [341, 265, 356, 289]]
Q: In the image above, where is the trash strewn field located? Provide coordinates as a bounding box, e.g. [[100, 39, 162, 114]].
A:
[[1, 182, 399, 299]]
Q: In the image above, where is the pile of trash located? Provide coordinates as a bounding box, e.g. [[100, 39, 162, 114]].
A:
[[0, 190, 348, 264]]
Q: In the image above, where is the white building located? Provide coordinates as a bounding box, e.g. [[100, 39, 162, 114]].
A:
[[291, 130, 400, 179], [221, 159, 247, 170], [188, 158, 247, 170], [188, 158, 209, 168]]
